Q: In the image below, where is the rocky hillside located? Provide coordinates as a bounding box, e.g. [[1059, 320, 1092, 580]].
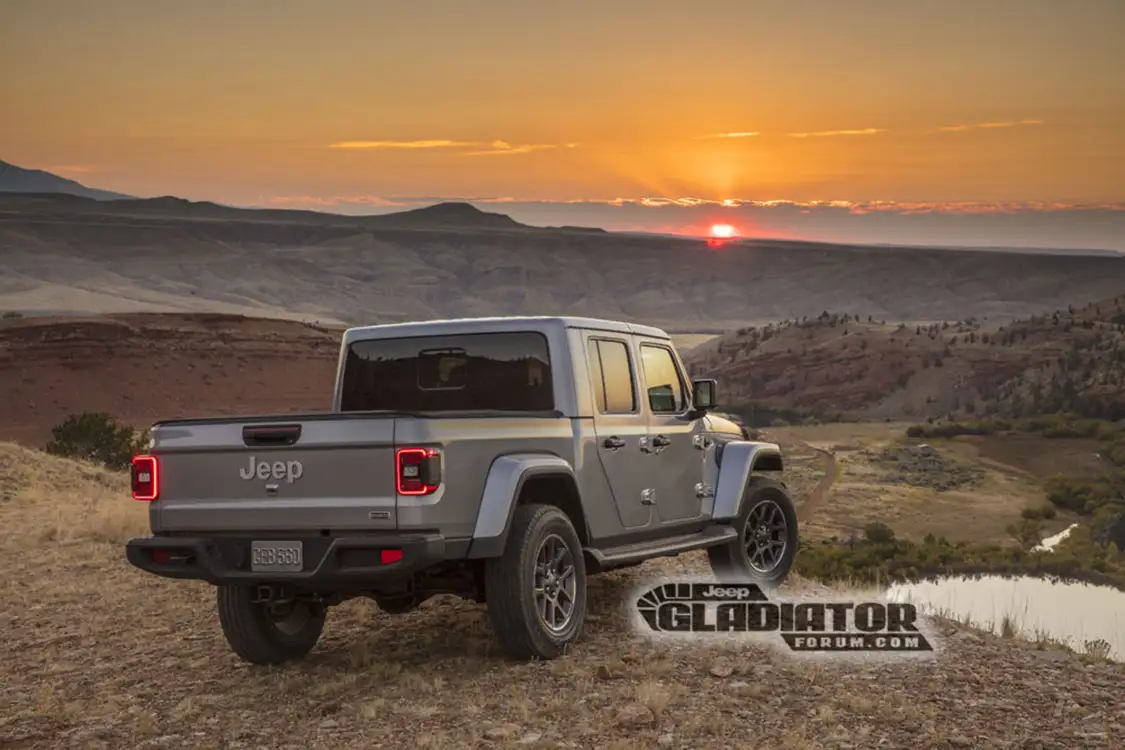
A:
[[0, 313, 342, 446], [685, 294, 1125, 423], [4, 192, 1125, 329]]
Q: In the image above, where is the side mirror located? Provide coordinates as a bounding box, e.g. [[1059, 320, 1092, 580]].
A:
[[692, 378, 718, 411]]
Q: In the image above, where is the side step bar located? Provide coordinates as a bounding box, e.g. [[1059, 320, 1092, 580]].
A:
[[585, 524, 737, 571]]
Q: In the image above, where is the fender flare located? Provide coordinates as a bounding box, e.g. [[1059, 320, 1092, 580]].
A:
[[466, 454, 580, 559], [711, 441, 785, 522]]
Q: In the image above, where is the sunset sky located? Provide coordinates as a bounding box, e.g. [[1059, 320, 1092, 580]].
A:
[[3, 0, 1124, 247]]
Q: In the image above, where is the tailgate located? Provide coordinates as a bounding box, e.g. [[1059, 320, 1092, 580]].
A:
[[147, 415, 399, 533]]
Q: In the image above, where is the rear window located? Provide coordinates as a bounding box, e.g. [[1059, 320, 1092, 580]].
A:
[[339, 332, 554, 412]]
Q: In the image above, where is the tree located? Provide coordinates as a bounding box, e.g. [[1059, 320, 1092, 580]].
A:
[[44, 412, 146, 471]]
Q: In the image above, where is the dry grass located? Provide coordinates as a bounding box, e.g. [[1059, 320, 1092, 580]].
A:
[[773, 423, 1061, 543], [0, 442, 147, 548], [1, 442, 1123, 749]]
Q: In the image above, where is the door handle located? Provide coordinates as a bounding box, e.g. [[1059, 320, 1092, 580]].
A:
[[651, 435, 671, 448], [602, 436, 626, 450]]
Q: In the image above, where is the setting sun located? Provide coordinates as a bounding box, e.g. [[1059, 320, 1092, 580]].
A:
[[710, 223, 739, 238]]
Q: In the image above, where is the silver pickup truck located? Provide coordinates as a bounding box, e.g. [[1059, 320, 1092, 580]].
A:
[[125, 316, 798, 664]]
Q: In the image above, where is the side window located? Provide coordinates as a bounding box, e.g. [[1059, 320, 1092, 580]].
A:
[[587, 339, 606, 412], [640, 344, 687, 413], [588, 338, 637, 414]]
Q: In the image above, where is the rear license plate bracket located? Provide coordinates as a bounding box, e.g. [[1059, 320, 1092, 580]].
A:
[[250, 540, 303, 573]]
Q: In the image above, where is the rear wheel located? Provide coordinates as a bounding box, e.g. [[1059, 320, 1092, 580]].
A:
[[708, 477, 799, 588], [216, 586, 326, 665], [485, 504, 587, 660]]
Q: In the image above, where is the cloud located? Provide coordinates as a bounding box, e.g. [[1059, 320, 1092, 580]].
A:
[[327, 140, 478, 150], [694, 131, 761, 140], [47, 164, 100, 174], [591, 197, 1125, 214], [786, 128, 886, 138], [462, 140, 566, 156], [935, 119, 1044, 133], [327, 139, 576, 155], [260, 194, 1125, 216]]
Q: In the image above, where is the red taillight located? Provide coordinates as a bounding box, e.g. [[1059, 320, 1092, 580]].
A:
[[380, 549, 403, 564], [131, 455, 159, 501], [395, 447, 441, 496]]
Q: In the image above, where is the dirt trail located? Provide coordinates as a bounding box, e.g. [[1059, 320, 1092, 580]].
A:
[[796, 444, 839, 524]]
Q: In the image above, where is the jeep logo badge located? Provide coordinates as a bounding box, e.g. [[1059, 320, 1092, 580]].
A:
[[239, 456, 304, 483]]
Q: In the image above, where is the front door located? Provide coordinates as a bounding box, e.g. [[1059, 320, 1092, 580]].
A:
[[637, 340, 705, 524], [586, 334, 652, 530]]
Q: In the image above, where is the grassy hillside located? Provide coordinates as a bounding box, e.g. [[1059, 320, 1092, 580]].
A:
[[686, 294, 1125, 424]]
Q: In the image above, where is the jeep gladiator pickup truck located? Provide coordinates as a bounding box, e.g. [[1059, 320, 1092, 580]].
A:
[[125, 316, 798, 663]]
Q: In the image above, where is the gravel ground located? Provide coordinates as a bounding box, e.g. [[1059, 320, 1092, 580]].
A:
[[1, 443, 1122, 749]]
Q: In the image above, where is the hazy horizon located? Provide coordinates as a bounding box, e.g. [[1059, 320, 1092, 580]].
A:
[[3, 0, 1123, 249]]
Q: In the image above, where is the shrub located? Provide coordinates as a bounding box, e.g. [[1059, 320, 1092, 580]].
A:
[[1044, 472, 1125, 515], [1006, 518, 1044, 548], [863, 521, 896, 544], [44, 412, 146, 471]]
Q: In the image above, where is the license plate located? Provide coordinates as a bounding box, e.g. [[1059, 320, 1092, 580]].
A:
[[250, 541, 303, 572]]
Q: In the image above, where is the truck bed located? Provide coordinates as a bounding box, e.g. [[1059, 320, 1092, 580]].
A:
[[143, 409, 565, 535]]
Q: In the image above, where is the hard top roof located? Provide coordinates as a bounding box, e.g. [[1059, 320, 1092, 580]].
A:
[[342, 315, 670, 343]]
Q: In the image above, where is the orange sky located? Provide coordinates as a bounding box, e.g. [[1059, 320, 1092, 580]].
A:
[[2, 0, 1124, 209]]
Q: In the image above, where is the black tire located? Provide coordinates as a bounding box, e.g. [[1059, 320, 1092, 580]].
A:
[[216, 586, 326, 665], [708, 476, 799, 588], [484, 504, 588, 660]]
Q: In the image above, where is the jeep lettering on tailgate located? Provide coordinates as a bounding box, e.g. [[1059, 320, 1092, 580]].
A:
[[238, 456, 304, 483]]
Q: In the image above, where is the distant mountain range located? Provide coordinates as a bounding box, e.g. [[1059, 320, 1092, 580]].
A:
[[0, 160, 134, 201], [2, 188, 1125, 330], [0, 189, 531, 231]]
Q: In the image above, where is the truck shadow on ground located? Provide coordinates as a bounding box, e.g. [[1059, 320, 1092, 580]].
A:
[[307, 566, 659, 670]]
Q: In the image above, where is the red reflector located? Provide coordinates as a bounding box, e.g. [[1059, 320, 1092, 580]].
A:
[[380, 549, 403, 564], [151, 549, 171, 564], [395, 447, 441, 496], [131, 455, 159, 501]]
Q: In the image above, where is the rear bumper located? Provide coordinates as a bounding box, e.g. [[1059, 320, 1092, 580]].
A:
[[125, 533, 469, 589]]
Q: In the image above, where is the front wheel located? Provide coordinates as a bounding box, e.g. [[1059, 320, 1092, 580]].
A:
[[484, 504, 588, 660], [216, 586, 326, 665], [708, 477, 799, 588]]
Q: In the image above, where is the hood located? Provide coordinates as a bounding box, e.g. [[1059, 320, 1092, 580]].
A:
[[704, 413, 744, 436]]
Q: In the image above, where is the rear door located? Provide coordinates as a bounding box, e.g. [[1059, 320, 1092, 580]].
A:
[[150, 416, 399, 533], [585, 334, 652, 529], [637, 340, 705, 524]]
